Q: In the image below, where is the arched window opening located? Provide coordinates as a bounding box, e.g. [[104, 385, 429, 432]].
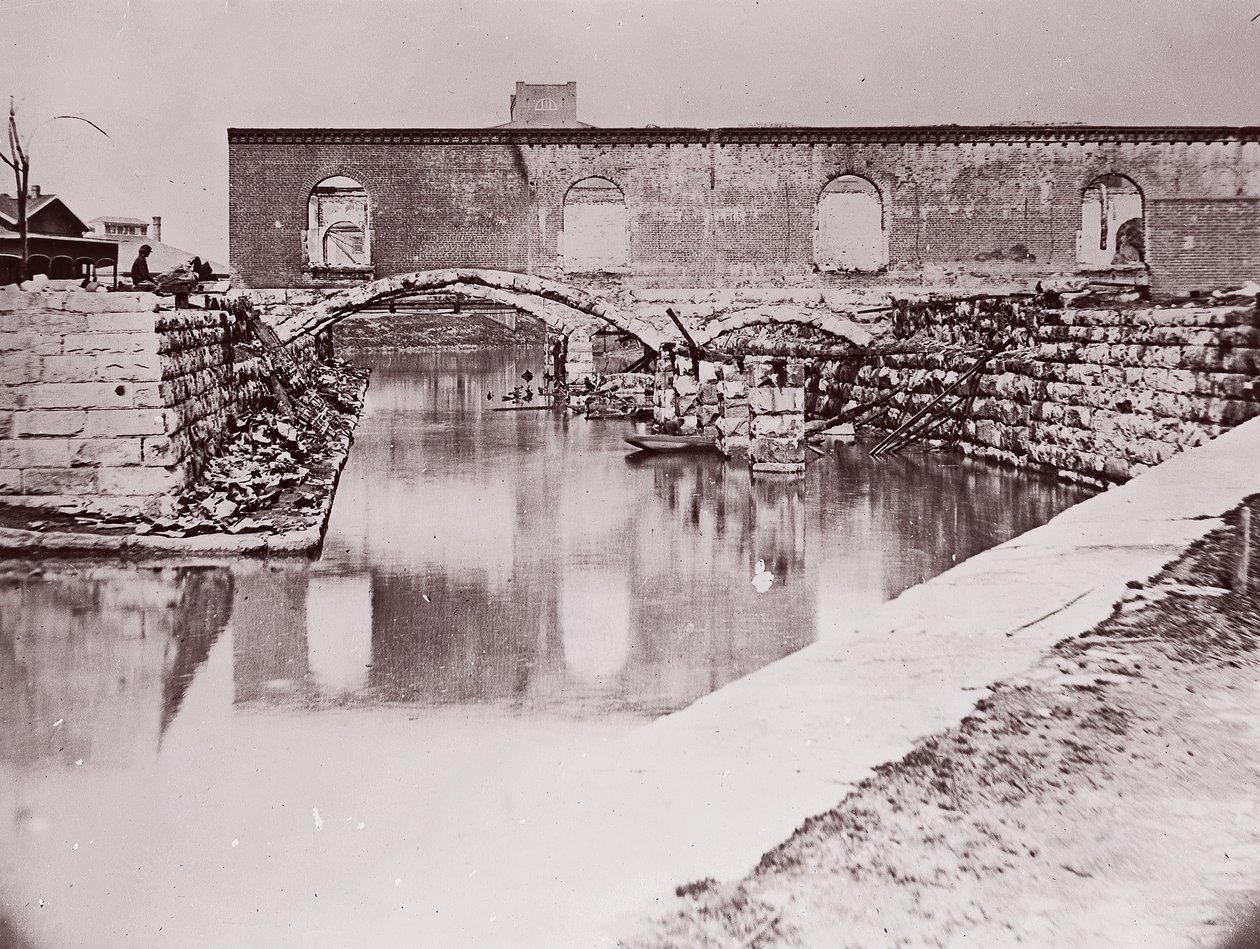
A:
[[306, 175, 371, 272], [1078, 174, 1144, 267], [49, 256, 74, 280], [815, 175, 886, 272], [561, 177, 629, 270], [535, 98, 559, 112], [0, 255, 21, 286]]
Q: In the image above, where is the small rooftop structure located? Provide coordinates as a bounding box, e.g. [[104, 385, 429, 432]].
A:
[[89, 215, 153, 238], [498, 82, 593, 129]]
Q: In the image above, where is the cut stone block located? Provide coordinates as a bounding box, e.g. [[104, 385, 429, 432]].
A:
[[21, 467, 99, 495], [97, 466, 180, 496], [751, 461, 806, 474], [70, 438, 143, 468], [752, 413, 804, 437], [0, 438, 71, 469], [748, 387, 805, 414], [750, 434, 806, 465], [16, 410, 87, 437], [83, 409, 171, 438]]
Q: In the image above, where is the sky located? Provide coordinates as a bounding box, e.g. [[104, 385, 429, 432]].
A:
[[2, 0, 1258, 262]]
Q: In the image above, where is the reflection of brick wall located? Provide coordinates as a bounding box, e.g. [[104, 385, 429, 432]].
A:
[[229, 128, 1260, 292]]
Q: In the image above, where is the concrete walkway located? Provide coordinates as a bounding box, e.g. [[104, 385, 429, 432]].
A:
[[205, 418, 1260, 949]]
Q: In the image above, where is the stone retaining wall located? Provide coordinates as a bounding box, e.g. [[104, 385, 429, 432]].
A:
[[0, 290, 322, 513], [810, 302, 1260, 484]]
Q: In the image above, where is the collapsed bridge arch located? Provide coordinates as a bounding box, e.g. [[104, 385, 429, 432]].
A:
[[692, 307, 873, 349]]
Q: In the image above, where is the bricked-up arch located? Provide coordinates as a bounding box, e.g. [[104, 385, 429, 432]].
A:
[[561, 177, 629, 269], [306, 176, 372, 275], [1078, 174, 1145, 267], [815, 175, 887, 272], [692, 306, 873, 348], [269, 268, 670, 351]]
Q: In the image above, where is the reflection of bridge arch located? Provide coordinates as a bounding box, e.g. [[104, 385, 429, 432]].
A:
[[267, 268, 668, 351]]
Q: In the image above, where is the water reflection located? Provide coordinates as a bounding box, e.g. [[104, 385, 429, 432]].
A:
[[217, 351, 1091, 718], [0, 349, 1094, 949], [0, 565, 231, 768], [0, 351, 1096, 740]]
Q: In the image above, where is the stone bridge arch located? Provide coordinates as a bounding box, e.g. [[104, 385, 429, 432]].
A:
[[692, 307, 873, 348], [262, 268, 670, 352]]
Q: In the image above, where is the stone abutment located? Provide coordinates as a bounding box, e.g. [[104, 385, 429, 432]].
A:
[[0, 288, 325, 514]]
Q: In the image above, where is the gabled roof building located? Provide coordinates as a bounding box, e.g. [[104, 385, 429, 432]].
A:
[[0, 186, 118, 284]]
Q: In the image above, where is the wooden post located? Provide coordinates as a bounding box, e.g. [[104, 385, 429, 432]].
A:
[[869, 347, 1002, 456], [1234, 507, 1252, 594], [666, 307, 703, 377]]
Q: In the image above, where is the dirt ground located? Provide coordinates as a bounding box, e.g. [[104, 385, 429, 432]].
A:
[[622, 499, 1260, 949]]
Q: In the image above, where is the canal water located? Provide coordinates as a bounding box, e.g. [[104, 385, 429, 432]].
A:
[[0, 349, 1094, 949]]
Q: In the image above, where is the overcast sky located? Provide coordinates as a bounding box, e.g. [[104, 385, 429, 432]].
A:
[[2, 0, 1257, 261]]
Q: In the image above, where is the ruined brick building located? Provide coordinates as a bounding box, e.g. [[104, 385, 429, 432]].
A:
[[228, 84, 1260, 294]]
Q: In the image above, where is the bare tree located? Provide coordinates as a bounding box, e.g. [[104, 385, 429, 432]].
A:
[[2, 98, 108, 283]]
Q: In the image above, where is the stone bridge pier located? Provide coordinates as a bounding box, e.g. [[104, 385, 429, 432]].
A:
[[653, 344, 807, 473]]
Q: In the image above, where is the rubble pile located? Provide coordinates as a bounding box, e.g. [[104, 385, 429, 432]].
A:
[[568, 372, 654, 419], [136, 359, 368, 539]]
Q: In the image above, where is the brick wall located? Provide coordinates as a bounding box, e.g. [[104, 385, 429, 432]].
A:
[[809, 301, 1260, 484], [0, 289, 321, 514], [229, 128, 1260, 294]]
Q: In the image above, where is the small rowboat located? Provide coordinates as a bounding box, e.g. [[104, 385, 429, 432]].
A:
[[624, 434, 720, 454]]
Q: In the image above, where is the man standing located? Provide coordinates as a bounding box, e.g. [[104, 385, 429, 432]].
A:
[[130, 244, 157, 290]]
